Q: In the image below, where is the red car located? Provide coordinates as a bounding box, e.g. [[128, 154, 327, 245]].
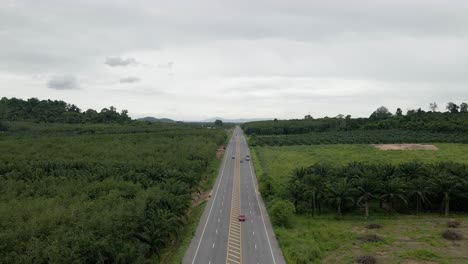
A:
[[238, 215, 246, 222]]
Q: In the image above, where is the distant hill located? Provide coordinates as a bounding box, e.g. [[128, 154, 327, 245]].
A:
[[199, 117, 272, 123], [137, 117, 176, 123]]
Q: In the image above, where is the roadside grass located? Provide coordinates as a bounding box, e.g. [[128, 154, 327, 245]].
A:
[[253, 143, 468, 191], [274, 214, 468, 264]]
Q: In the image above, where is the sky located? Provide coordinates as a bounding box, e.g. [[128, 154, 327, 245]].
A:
[[1, 0, 468, 121]]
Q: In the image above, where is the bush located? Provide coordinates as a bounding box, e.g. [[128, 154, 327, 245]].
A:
[[447, 220, 461, 228], [355, 255, 377, 264], [366, 224, 383, 229], [359, 234, 383, 243], [0, 121, 7, 131], [442, 230, 463, 241], [269, 199, 295, 228]]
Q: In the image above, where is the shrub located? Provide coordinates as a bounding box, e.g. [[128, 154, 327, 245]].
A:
[[0, 121, 8, 131], [447, 220, 461, 228], [359, 234, 383, 243], [366, 224, 383, 229], [442, 230, 463, 241], [269, 199, 295, 228], [355, 255, 377, 264]]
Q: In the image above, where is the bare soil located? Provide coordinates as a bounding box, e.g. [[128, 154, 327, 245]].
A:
[[372, 144, 438, 151], [216, 145, 225, 159]]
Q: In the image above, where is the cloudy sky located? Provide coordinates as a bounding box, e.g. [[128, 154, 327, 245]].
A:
[[1, 0, 467, 120]]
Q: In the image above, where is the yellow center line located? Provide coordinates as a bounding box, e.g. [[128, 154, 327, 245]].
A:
[[226, 138, 242, 264]]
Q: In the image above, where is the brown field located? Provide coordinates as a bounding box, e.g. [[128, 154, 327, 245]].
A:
[[373, 144, 439, 151]]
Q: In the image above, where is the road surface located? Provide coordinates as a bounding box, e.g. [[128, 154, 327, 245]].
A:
[[183, 127, 286, 264]]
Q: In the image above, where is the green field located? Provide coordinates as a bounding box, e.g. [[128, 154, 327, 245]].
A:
[[251, 143, 468, 263], [253, 143, 468, 190], [275, 214, 468, 264]]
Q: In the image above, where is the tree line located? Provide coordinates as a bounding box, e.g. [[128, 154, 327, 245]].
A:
[[260, 161, 468, 225], [0, 97, 131, 124], [242, 102, 468, 135], [249, 129, 468, 146]]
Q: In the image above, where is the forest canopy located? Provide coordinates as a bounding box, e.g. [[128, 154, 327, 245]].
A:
[[242, 102, 468, 135], [0, 97, 130, 123]]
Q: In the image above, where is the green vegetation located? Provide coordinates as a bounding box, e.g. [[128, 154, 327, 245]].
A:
[[274, 214, 468, 264], [254, 144, 468, 190], [0, 121, 227, 263], [252, 143, 468, 263], [269, 199, 296, 227], [0, 97, 131, 123], [243, 103, 468, 135], [249, 130, 468, 146], [283, 162, 468, 217]]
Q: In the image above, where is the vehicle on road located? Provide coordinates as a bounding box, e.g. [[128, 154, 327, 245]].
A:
[[232, 156, 235, 159], [238, 215, 246, 222]]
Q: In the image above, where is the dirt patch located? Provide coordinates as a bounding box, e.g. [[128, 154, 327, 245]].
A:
[[216, 145, 226, 160], [372, 144, 438, 151], [192, 188, 211, 207]]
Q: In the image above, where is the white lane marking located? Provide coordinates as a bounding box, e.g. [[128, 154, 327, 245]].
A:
[[191, 137, 232, 264], [220, 209, 222, 213], [216, 229, 218, 234], [209, 261, 211, 264], [222, 201, 224, 206], [247, 144, 278, 264], [212, 243, 215, 248], [253, 231, 255, 236], [218, 218, 220, 223], [255, 244, 257, 250]]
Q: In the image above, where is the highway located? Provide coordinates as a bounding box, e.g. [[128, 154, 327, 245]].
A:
[[183, 127, 286, 264]]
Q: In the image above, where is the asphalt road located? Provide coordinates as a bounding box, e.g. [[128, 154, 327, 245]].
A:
[[183, 127, 285, 264]]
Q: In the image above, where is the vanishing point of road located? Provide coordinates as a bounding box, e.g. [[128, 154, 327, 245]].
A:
[[183, 127, 286, 264]]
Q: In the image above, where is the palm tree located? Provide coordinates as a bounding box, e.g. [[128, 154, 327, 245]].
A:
[[325, 177, 356, 217], [378, 177, 408, 213], [408, 177, 431, 214], [430, 173, 462, 217], [353, 174, 379, 219], [288, 167, 307, 211], [303, 173, 324, 216]]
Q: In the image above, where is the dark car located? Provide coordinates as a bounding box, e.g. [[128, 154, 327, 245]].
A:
[[238, 215, 246, 222]]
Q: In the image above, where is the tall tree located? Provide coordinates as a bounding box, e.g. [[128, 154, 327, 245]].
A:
[[325, 178, 356, 217], [288, 167, 307, 211], [430, 173, 463, 217], [446, 102, 459, 113], [303, 173, 324, 216], [214, 119, 223, 126], [408, 177, 431, 214], [379, 178, 408, 213], [429, 102, 438, 112], [370, 106, 392, 120], [460, 102, 468, 113], [353, 174, 379, 219], [395, 108, 403, 116]]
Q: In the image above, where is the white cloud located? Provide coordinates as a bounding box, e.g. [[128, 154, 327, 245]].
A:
[[105, 57, 138, 67], [47, 74, 79, 90], [119, 76, 140, 83], [1, 0, 468, 120]]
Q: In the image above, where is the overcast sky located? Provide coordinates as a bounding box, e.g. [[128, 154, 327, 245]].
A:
[[1, 0, 467, 120]]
